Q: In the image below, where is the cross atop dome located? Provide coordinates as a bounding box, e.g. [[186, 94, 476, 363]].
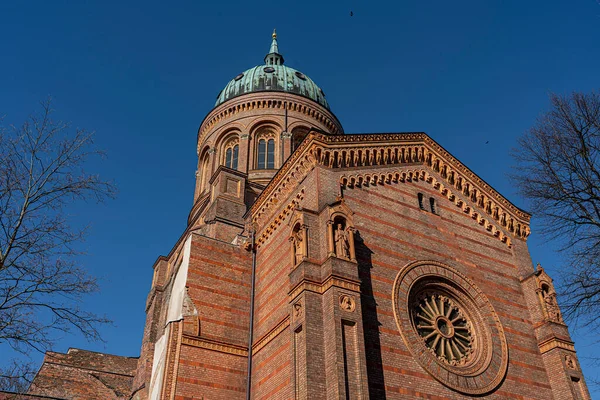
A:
[[265, 29, 284, 66]]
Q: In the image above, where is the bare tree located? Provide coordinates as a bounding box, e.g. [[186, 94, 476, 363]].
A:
[[512, 90, 600, 329], [0, 99, 115, 390]]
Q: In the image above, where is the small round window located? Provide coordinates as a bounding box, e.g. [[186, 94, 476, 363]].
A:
[[234, 73, 244, 81], [264, 67, 275, 73], [295, 71, 306, 80]]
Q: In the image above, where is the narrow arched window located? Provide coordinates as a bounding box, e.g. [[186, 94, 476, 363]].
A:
[[225, 148, 232, 168], [232, 144, 238, 170], [292, 128, 309, 153], [257, 139, 266, 169], [200, 154, 210, 192], [224, 144, 239, 170], [418, 193, 425, 210], [430, 197, 436, 214], [257, 139, 275, 169], [267, 139, 275, 169]]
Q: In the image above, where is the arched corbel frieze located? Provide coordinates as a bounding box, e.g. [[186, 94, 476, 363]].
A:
[[339, 169, 515, 247]]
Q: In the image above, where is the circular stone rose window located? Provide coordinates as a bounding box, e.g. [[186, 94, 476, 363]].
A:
[[414, 292, 473, 365], [393, 261, 508, 395]]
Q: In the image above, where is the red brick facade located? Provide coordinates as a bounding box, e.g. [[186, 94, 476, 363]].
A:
[[124, 129, 590, 400], [6, 38, 592, 399]]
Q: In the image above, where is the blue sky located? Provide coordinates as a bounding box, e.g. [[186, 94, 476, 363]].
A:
[[1, 0, 599, 394]]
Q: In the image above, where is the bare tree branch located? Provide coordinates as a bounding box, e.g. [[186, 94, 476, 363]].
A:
[[511, 90, 600, 330], [0, 98, 115, 390]]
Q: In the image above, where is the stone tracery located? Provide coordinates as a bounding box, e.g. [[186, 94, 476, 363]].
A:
[[414, 292, 473, 365], [393, 260, 508, 395]]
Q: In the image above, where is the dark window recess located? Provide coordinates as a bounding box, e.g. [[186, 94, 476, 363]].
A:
[[257, 139, 274, 169], [257, 140, 266, 169], [295, 71, 306, 80], [225, 148, 232, 168], [418, 193, 425, 210], [225, 145, 239, 170], [430, 197, 436, 214], [234, 73, 244, 81], [267, 139, 275, 169], [264, 67, 275, 73], [232, 145, 239, 170]]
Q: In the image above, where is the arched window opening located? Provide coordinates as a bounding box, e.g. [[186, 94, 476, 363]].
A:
[[257, 138, 275, 169], [267, 139, 275, 169], [418, 193, 425, 210], [199, 153, 210, 192], [225, 148, 232, 168], [257, 139, 266, 169], [225, 144, 239, 170], [292, 127, 310, 153], [430, 197, 436, 214], [541, 284, 550, 298]]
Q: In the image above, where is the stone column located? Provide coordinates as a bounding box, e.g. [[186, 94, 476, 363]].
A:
[[348, 227, 356, 262], [282, 130, 293, 163], [238, 133, 250, 174], [327, 221, 335, 257], [301, 224, 309, 261]]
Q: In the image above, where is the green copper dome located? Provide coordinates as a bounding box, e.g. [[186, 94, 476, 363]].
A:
[[215, 30, 330, 110]]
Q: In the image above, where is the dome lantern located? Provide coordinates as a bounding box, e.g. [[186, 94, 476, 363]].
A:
[[265, 29, 284, 66]]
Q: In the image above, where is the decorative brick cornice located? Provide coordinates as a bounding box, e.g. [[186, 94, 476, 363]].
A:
[[249, 131, 531, 243], [181, 335, 248, 357], [288, 275, 361, 300], [252, 316, 290, 355], [198, 92, 344, 147], [254, 189, 304, 248], [539, 338, 575, 354], [341, 169, 515, 247]]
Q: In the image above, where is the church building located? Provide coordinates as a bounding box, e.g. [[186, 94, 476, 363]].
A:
[[8, 31, 591, 400]]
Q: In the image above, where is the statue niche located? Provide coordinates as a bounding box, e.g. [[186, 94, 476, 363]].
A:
[[327, 215, 356, 262], [540, 284, 563, 323], [290, 222, 308, 267], [535, 264, 564, 324], [334, 221, 350, 259]]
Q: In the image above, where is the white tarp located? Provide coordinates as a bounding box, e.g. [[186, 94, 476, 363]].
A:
[[148, 235, 192, 400]]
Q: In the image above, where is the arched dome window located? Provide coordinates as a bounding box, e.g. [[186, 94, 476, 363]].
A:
[[199, 151, 211, 192], [225, 144, 239, 170], [220, 135, 240, 170], [292, 126, 310, 153], [257, 138, 275, 169]]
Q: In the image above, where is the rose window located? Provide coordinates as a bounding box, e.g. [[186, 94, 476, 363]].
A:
[[414, 293, 472, 365], [393, 261, 508, 395]]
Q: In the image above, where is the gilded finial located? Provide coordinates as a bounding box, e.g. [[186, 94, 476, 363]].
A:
[[265, 29, 283, 65]]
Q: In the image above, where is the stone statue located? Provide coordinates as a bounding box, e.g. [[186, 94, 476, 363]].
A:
[[334, 224, 350, 259], [565, 354, 576, 369], [543, 292, 563, 323], [292, 229, 304, 265]]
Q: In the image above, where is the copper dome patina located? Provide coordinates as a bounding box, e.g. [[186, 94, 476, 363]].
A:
[[215, 30, 329, 109]]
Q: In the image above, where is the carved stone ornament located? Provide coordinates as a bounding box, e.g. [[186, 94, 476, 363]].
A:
[[565, 354, 577, 370], [339, 294, 356, 312], [293, 301, 303, 320], [392, 261, 508, 395]]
